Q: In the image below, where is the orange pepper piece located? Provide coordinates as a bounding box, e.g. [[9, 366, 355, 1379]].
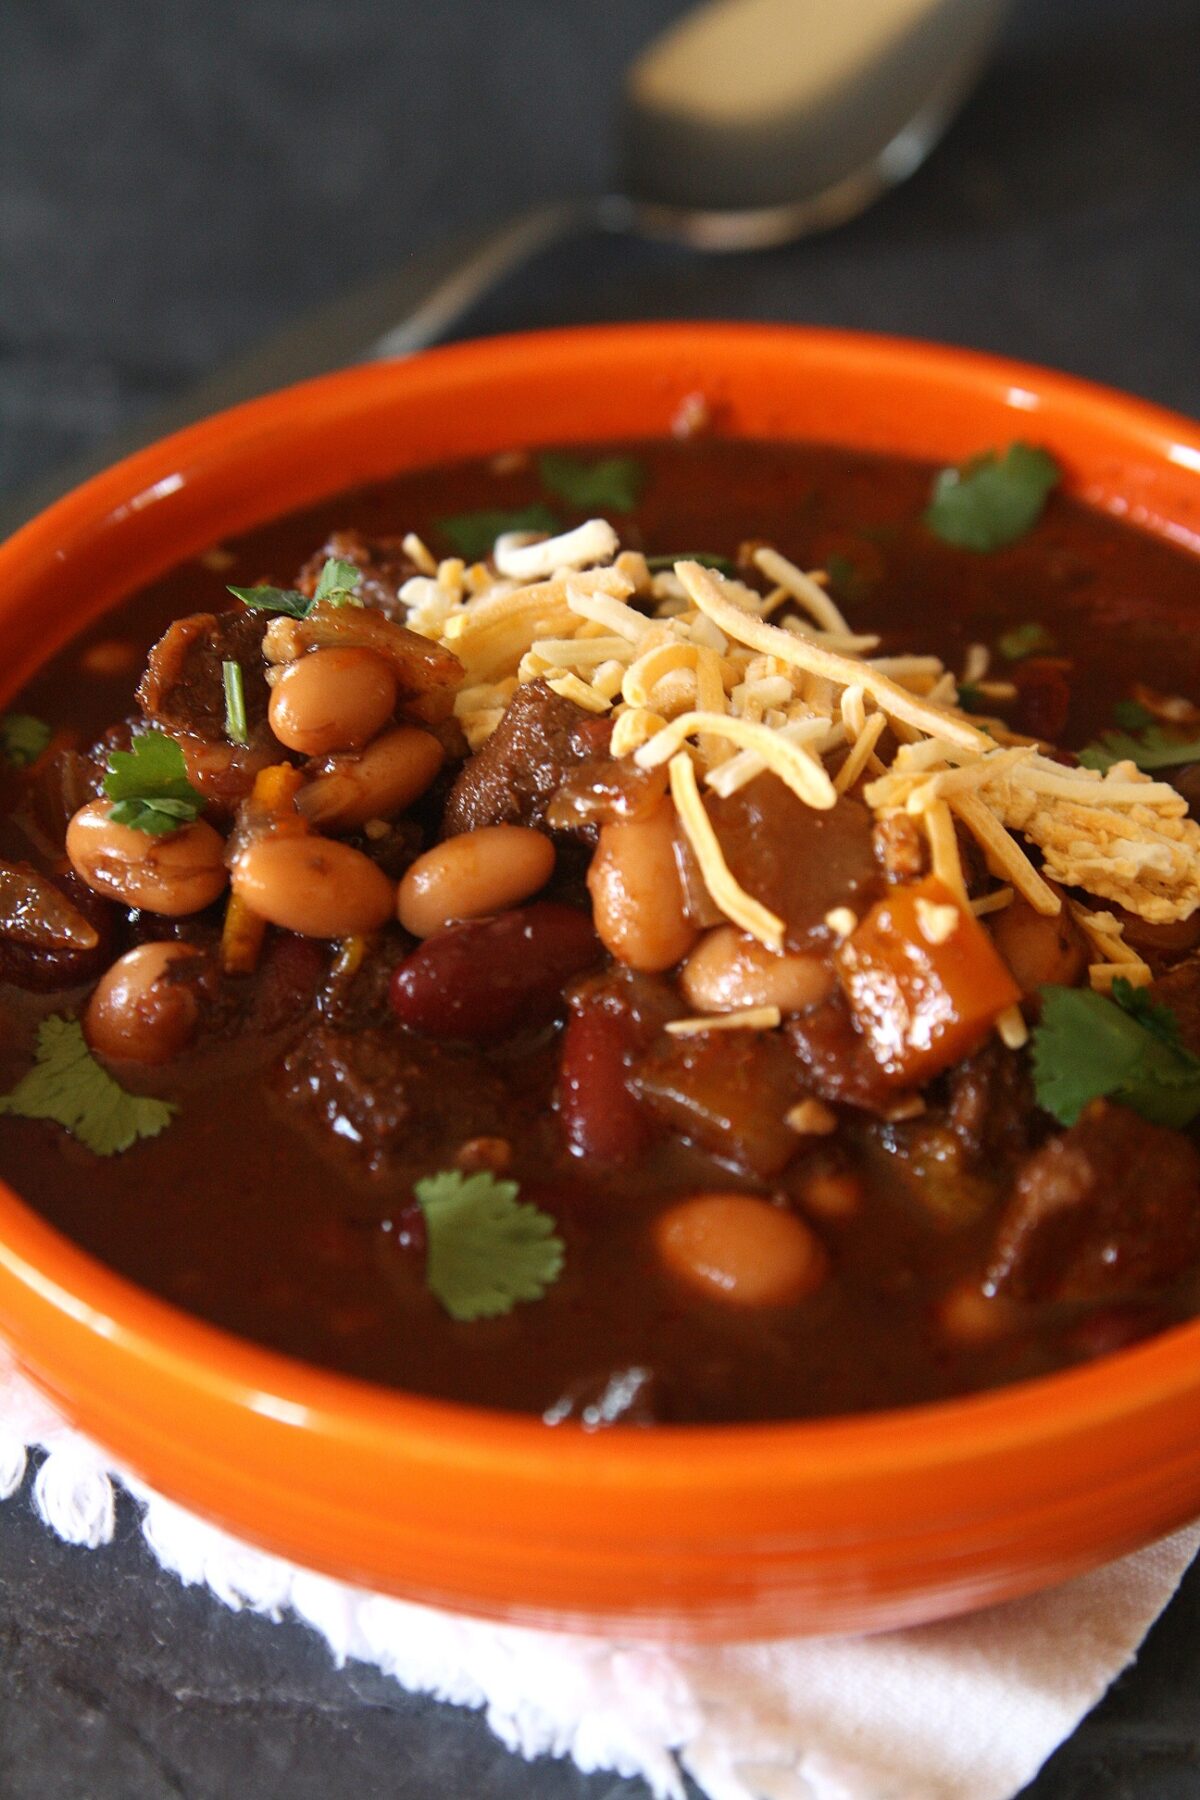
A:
[[836, 875, 1021, 1085]]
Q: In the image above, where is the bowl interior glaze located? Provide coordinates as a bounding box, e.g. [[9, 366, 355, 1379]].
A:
[[2, 323, 1200, 1641]]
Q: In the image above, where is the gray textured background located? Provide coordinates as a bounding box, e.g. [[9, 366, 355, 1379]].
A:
[[1, 0, 1199, 1794]]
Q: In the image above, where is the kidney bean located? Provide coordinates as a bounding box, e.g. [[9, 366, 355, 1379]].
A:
[[389, 902, 601, 1042], [559, 1003, 653, 1163]]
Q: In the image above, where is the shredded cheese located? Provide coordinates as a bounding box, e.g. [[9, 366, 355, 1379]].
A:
[[410, 519, 1200, 939], [785, 1098, 838, 1135], [915, 896, 961, 945], [922, 800, 970, 909], [666, 1006, 783, 1036], [824, 906, 858, 939], [677, 563, 989, 752], [401, 531, 437, 576], [668, 753, 785, 952], [638, 712, 836, 810], [995, 1004, 1029, 1050], [971, 886, 1015, 917], [494, 518, 618, 581]]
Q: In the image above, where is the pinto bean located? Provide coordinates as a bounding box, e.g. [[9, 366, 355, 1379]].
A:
[[587, 800, 697, 972], [389, 902, 601, 1041], [268, 648, 397, 757], [397, 825, 554, 937], [85, 941, 203, 1063], [231, 834, 394, 938], [66, 801, 228, 915], [654, 1194, 828, 1307], [680, 926, 834, 1015], [297, 725, 445, 832]]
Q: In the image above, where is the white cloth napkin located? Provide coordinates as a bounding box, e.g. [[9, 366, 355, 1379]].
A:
[[1, 1344, 1195, 1800]]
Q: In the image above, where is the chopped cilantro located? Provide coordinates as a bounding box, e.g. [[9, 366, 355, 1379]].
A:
[[103, 731, 205, 836], [538, 452, 645, 514], [1078, 722, 1200, 773], [1112, 698, 1155, 730], [924, 443, 1060, 552], [227, 580, 311, 618], [1110, 974, 1187, 1050], [0, 1015, 175, 1154], [312, 556, 363, 608], [414, 1168, 564, 1322], [229, 554, 361, 619], [956, 682, 986, 714], [823, 550, 877, 603], [645, 552, 735, 575], [1, 712, 51, 768], [222, 660, 248, 747], [997, 621, 1056, 662], [1031, 982, 1200, 1130], [436, 503, 561, 563]]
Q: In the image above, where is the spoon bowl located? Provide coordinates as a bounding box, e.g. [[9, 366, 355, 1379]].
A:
[[620, 0, 1012, 247]]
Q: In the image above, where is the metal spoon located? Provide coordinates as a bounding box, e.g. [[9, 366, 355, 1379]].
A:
[[1, 0, 1009, 536]]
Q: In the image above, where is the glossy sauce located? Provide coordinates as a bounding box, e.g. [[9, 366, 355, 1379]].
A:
[[3, 438, 1200, 1423]]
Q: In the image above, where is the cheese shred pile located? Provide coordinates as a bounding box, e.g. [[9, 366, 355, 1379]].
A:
[[399, 519, 1200, 987]]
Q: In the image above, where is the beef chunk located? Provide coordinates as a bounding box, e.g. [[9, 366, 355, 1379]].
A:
[[986, 1101, 1200, 1302], [138, 610, 270, 740], [319, 932, 414, 1032], [0, 867, 117, 991], [633, 1028, 803, 1178], [11, 745, 103, 860], [944, 1040, 1037, 1166], [705, 776, 880, 948], [1146, 959, 1200, 1056], [279, 1024, 511, 1168], [296, 529, 419, 620], [442, 680, 619, 837], [784, 990, 904, 1116]]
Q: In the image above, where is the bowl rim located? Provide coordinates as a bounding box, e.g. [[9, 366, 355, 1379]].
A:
[[3, 317, 1200, 1495]]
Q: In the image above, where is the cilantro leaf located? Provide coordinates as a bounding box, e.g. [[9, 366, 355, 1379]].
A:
[[229, 554, 362, 618], [1078, 721, 1200, 773], [222, 660, 248, 747], [1112, 698, 1155, 730], [924, 443, 1060, 552], [414, 1169, 564, 1322], [103, 731, 205, 836], [436, 503, 561, 562], [538, 452, 645, 514], [956, 683, 986, 714], [1031, 984, 1200, 1130], [822, 550, 878, 604], [1, 712, 52, 768], [997, 621, 1056, 662], [312, 556, 364, 608], [1110, 974, 1186, 1049], [645, 552, 735, 575], [227, 581, 312, 618], [0, 1015, 175, 1154]]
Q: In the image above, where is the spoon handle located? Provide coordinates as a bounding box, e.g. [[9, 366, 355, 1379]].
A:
[[0, 199, 598, 540]]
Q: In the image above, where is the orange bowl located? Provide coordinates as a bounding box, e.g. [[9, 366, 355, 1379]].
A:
[[2, 323, 1200, 1642]]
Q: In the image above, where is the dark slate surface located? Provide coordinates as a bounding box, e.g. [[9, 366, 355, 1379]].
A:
[[1, 0, 1198, 1794]]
